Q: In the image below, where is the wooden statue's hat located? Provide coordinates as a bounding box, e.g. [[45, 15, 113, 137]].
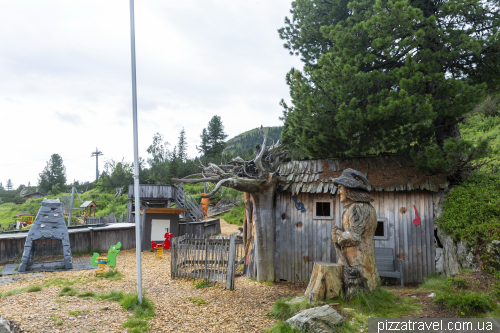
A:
[[332, 168, 371, 191]]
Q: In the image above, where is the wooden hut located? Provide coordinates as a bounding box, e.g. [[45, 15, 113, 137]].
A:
[[273, 155, 448, 283], [23, 191, 45, 201], [127, 184, 220, 251], [81, 201, 98, 217]]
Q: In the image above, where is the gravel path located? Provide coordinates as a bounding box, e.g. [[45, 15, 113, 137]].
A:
[[0, 221, 307, 332]]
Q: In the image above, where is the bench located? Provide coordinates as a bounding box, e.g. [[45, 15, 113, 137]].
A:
[[375, 247, 404, 286]]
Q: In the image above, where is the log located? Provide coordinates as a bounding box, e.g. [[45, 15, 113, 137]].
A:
[[305, 262, 343, 302]]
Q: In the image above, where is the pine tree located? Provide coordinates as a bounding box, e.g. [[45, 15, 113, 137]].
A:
[[197, 116, 228, 161], [279, 0, 499, 178], [177, 128, 188, 162], [6, 179, 13, 191], [38, 154, 67, 193], [0, 182, 4, 191]]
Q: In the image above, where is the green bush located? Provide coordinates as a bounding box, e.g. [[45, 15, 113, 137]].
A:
[[435, 290, 494, 316], [437, 173, 500, 249]]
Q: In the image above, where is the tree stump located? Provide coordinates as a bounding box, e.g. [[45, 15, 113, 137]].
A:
[[305, 262, 343, 302]]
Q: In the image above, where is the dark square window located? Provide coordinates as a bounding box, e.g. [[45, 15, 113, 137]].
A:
[[315, 202, 331, 217], [375, 220, 385, 237]]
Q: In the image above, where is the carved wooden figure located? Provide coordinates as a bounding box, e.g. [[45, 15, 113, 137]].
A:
[[331, 169, 380, 297]]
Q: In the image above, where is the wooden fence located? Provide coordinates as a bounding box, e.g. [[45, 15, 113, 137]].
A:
[[0, 225, 135, 263], [170, 234, 245, 290]]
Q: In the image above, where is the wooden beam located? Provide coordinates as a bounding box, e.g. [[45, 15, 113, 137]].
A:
[[140, 208, 187, 214]]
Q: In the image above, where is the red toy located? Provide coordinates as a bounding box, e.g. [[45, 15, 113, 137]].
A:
[[151, 232, 174, 250]]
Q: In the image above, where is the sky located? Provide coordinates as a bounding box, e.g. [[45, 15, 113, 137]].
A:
[[0, 0, 302, 189]]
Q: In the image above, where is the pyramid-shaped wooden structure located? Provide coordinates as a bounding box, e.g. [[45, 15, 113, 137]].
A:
[[18, 199, 73, 272]]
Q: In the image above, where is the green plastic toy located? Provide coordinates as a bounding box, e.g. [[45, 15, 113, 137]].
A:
[[91, 242, 121, 268]]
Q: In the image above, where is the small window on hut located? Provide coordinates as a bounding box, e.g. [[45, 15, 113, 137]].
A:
[[313, 199, 334, 219], [374, 218, 388, 240]]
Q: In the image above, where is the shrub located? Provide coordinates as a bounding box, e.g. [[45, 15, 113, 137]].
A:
[[437, 173, 500, 249], [435, 290, 494, 316]]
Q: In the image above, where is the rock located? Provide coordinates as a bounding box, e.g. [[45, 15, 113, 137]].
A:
[[69, 317, 74, 320], [286, 296, 308, 305], [52, 308, 57, 310], [244, 317, 249, 322], [0, 315, 19, 333], [457, 241, 478, 270], [428, 293, 436, 297], [436, 227, 460, 276], [435, 248, 444, 274], [286, 305, 344, 333]]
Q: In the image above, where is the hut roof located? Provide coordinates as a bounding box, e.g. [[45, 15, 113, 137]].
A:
[[23, 191, 45, 197], [277, 155, 448, 195], [80, 201, 97, 208]]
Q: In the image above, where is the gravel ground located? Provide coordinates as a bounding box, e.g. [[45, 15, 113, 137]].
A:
[[0, 219, 308, 332]]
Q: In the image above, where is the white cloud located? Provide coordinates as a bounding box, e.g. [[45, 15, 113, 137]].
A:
[[0, 0, 302, 187]]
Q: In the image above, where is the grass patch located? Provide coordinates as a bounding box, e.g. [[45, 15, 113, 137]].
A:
[[421, 274, 496, 317], [0, 284, 44, 297], [96, 290, 155, 332], [190, 297, 207, 306], [13, 265, 19, 271], [250, 278, 273, 286], [57, 321, 64, 326], [68, 310, 81, 316], [219, 201, 244, 225], [55, 299, 66, 303], [58, 286, 78, 297], [264, 322, 300, 333], [334, 287, 420, 318], [268, 296, 315, 321], [101, 269, 124, 281], [26, 285, 42, 292], [267, 287, 420, 333], [193, 279, 213, 289], [435, 291, 494, 316], [77, 291, 96, 298]]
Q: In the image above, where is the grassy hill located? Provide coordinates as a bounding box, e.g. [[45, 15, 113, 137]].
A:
[[224, 126, 282, 157]]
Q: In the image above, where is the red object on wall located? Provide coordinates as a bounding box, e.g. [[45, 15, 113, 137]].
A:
[[413, 205, 421, 225]]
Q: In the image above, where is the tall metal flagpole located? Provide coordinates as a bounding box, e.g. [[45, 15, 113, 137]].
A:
[[129, 0, 142, 303]]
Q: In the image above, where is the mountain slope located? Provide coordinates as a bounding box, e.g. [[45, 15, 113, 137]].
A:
[[224, 126, 283, 157]]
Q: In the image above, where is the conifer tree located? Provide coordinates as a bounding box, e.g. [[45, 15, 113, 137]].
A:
[[177, 128, 188, 162], [197, 116, 228, 161], [6, 179, 13, 191], [38, 154, 66, 193], [279, 0, 500, 179]]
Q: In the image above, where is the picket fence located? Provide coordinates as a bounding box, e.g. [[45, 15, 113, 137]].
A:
[[170, 233, 245, 290]]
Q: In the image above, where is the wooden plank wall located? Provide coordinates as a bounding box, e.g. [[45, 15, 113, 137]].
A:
[[275, 190, 435, 283], [0, 227, 136, 262], [128, 185, 173, 199]]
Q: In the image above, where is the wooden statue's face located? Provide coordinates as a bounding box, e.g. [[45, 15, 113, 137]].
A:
[[339, 185, 347, 202]]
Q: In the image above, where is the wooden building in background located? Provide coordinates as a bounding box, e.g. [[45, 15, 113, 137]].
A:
[[23, 191, 45, 201], [273, 156, 448, 283], [127, 184, 220, 251]]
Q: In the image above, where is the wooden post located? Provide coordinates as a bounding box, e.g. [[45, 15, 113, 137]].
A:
[[89, 228, 94, 253], [305, 262, 344, 302], [171, 237, 177, 278], [204, 237, 208, 281], [226, 233, 236, 290]]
